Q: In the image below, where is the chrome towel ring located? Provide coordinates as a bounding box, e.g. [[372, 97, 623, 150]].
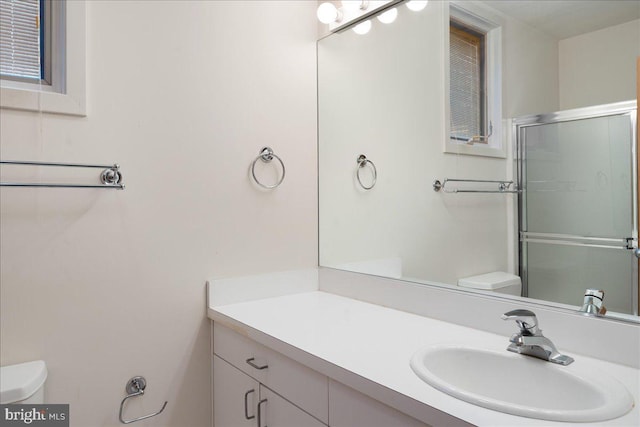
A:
[[356, 154, 377, 190], [251, 147, 285, 189]]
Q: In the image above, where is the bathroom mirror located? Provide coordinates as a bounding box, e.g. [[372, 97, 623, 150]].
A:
[[318, 0, 640, 321]]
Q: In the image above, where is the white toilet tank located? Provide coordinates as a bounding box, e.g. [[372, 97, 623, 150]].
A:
[[458, 271, 522, 296], [0, 360, 47, 404]]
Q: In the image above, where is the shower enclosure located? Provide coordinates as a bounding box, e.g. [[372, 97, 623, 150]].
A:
[[516, 101, 638, 316]]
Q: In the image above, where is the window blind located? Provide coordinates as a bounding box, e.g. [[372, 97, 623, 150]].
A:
[[0, 0, 41, 80], [450, 24, 484, 142]]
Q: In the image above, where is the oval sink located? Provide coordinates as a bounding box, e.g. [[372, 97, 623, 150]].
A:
[[410, 344, 634, 422]]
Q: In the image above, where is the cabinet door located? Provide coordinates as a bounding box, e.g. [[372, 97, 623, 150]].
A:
[[258, 385, 326, 427], [214, 355, 260, 427]]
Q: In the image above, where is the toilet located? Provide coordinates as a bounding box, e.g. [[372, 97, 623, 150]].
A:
[[458, 271, 522, 296], [0, 360, 47, 404]]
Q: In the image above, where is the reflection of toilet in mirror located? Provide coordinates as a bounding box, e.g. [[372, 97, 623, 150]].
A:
[[458, 272, 522, 296]]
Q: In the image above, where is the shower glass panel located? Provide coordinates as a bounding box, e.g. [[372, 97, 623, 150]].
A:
[[525, 242, 633, 314], [518, 102, 638, 315], [524, 115, 632, 237]]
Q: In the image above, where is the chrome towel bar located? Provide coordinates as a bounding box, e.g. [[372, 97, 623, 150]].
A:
[[0, 160, 125, 189], [433, 178, 518, 194]]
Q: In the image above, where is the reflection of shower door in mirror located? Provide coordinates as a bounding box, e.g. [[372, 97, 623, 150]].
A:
[[517, 101, 638, 315]]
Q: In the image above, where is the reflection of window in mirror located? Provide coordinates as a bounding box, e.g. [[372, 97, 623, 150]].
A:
[[449, 21, 487, 144], [445, 5, 503, 158]]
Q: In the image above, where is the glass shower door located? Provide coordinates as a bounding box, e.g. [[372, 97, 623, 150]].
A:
[[517, 102, 638, 315]]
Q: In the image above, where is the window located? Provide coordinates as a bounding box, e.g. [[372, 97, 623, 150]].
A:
[[445, 4, 503, 158], [0, 0, 85, 116], [0, 0, 45, 82], [449, 21, 486, 143]]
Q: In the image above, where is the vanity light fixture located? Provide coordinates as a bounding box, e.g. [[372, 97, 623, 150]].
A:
[[377, 8, 398, 24], [406, 0, 428, 12], [317, 1, 394, 31]]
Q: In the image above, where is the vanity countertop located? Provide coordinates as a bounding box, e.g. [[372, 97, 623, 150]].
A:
[[208, 290, 640, 427]]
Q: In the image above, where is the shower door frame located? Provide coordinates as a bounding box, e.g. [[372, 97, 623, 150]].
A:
[[514, 100, 638, 315]]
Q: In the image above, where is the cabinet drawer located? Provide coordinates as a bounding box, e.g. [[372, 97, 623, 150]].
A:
[[213, 322, 328, 424]]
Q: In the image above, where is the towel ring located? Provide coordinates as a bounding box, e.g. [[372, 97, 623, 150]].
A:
[[356, 154, 377, 190], [251, 147, 285, 189]]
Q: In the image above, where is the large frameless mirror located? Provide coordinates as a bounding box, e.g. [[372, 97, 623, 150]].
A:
[[318, 0, 640, 321]]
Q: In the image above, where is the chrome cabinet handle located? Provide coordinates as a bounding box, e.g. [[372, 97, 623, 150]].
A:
[[246, 357, 268, 370], [244, 389, 255, 420], [257, 398, 267, 427]]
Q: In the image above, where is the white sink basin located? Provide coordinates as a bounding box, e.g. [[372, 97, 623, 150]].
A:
[[410, 344, 634, 422]]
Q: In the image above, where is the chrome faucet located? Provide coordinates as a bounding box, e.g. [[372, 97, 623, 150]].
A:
[[501, 309, 574, 366], [579, 289, 606, 316]]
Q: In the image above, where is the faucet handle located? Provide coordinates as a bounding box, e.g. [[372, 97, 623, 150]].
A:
[[584, 289, 604, 300], [501, 309, 540, 335], [579, 289, 606, 316]]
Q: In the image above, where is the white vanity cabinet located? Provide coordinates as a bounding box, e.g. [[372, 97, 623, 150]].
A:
[[213, 355, 324, 427], [213, 322, 432, 427], [213, 322, 329, 426]]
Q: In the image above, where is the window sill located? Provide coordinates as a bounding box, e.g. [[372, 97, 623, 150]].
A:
[[1, 84, 85, 117], [444, 141, 506, 159]]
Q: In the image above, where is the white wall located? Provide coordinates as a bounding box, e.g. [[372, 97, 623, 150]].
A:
[[499, 5, 559, 117], [318, 1, 558, 285], [559, 19, 640, 110], [0, 1, 318, 426]]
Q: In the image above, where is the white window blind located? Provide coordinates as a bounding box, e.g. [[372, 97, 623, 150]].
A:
[[0, 0, 41, 81], [450, 24, 483, 142]]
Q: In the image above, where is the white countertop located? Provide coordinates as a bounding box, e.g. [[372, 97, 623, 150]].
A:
[[209, 290, 640, 427]]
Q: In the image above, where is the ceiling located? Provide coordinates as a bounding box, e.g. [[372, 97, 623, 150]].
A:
[[483, 0, 640, 39]]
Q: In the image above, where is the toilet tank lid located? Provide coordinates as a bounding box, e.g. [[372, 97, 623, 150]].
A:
[[0, 360, 47, 404], [458, 271, 521, 290]]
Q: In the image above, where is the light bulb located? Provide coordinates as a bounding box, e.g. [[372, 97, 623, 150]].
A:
[[353, 20, 372, 35], [406, 0, 428, 12], [377, 8, 397, 24], [317, 3, 342, 24]]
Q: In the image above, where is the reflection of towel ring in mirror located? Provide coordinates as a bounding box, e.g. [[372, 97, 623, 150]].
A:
[[251, 147, 285, 189], [356, 154, 377, 190]]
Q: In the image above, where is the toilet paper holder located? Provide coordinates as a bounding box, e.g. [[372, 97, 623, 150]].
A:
[[119, 376, 168, 424]]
